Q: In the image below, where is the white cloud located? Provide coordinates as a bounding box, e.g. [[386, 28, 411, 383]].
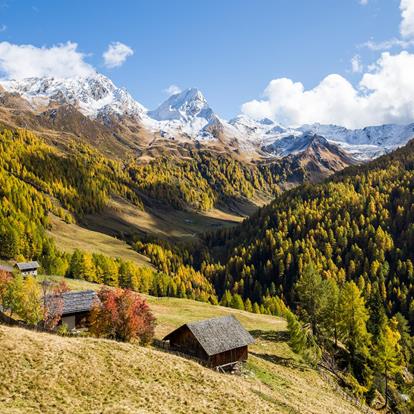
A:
[[0, 41, 95, 80], [351, 55, 363, 73], [242, 51, 414, 129], [102, 42, 133, 68], [361, 0, 414, 51], [359, 0, 368, 5], [361, 37, 414, 50], [164, 84, 182, 95], [400, 0, 414, 38]]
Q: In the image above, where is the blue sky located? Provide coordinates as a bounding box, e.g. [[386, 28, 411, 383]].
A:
[[0, 0, 413, 127]]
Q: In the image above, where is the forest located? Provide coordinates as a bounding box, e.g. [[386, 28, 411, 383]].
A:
[[1, 125, 414, 409]]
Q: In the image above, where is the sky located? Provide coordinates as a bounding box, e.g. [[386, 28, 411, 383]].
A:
[[0, 0, 414, 128]]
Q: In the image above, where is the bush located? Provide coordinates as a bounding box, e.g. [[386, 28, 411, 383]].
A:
[[90, 287, 156, 344]]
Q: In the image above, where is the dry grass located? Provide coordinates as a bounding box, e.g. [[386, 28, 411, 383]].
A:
[[81, 196, 245, 242], [47, 214, 152, 268], [0, 279, 363, 414]]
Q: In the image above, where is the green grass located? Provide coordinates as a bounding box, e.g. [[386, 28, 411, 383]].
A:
[[0, 275, 364, 414]]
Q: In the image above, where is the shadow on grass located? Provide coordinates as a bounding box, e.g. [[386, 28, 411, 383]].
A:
[[250, 351, 301, 369], [249, 329, 289, 342]]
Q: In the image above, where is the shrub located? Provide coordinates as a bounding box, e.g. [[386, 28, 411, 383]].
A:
[[90, 287, 156, 344]]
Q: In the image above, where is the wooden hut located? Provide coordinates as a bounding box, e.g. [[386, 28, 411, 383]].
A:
[[163, 315, 254, 368], [14, 261, 40, 276], [60, 290, 98, 330]]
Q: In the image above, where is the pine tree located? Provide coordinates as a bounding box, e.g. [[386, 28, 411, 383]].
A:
[[244, 298, 253, 313], [322, 278, 340, 346], [252, 302, 261, 314], [338, 281, 372, 381], [367, 285, 387, 343], [374, 318, 403, 407], [296, 263, 329, 337], [286, 310, 321, 366], [230, 293, 244, 310], [220, 290, 232, 307]]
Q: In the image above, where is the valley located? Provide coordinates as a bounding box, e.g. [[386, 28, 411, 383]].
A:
[[0, 54, 414, 414]]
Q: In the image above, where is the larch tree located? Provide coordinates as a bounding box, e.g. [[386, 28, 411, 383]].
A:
[[374, 317, 403, 407]]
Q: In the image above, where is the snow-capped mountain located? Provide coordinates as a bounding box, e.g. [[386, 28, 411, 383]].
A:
[[233, 117, 414, 160], [262, 133, 327, 158], [0, 73, 147, 120], [148, 88, 223, 140], [229, 115, 300, 145], [1, 71, 413, 160], [299, 123, 414, 146]]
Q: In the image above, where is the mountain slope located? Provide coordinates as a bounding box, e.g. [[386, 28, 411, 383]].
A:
[[203, 138, 414, 321], [0, 295, 362, 414], [148, 87, 227, 141], [0, 73, 146, 120]]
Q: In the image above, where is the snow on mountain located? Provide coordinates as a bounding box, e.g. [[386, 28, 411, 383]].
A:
[[147, 88, 222, 140], [1, 72, 413, 158], [262, 133, 326, 157], [299, 123, 414, 147], [237, 117, 414, 160], [296, 123, 414, 160], [0, 73, 147, 120]]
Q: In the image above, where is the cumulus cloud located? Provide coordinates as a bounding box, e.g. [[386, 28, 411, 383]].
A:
[[242, 51, 414, 129], [351, 55, 363, 73], [400, 0, 414, 38], [103, 42, 133, 68], [0, 41, 95, 79], [359, 0, 368, 5], [361, 0, 414, 50], [164, 84, 182, 95]]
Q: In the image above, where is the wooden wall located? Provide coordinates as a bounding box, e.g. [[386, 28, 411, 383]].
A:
[[208, 346, 248, 368], [168, 326, 209, 361], [167, 326, 249, 368]]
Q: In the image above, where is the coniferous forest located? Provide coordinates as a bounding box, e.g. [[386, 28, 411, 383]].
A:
[[1, 125, 414, 409]]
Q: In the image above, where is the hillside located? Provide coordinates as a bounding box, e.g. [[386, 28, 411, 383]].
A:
[[0, 291, 363, 414], [204, 138, 414, 320]]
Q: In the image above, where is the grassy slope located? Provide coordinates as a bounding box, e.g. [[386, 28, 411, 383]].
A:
[[80, 196, 246, 242], [1, 276, 362, 414], [47, 214, 152, 268]]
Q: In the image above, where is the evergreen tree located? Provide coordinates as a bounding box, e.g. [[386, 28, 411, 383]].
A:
[[230, 293, 244, 310], [322, 278, 340, 346], [286, 310, 321, 366], [220, 290, 232, 307], [338, 281, 371, 357], [374, 318, 403, 407], [296, 263, 329, 337], [244, 298, 253, 313]]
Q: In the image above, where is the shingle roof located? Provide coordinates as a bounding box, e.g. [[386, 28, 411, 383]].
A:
[[15, 261, 40, 271], [61, 290, 99, 315], [164, 315, 254, 356]]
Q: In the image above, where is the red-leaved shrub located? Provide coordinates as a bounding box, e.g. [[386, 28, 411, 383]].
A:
[[42, 280, 70, 329], [90, 287, 156, 344]]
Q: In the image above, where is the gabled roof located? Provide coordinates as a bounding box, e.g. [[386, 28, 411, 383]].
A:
[[61, 290, 99, 315], [164, 315, 254, 356], [15, 261, 40, 271]]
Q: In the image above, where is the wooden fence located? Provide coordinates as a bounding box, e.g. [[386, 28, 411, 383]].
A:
[[318, 368, 376, 414]]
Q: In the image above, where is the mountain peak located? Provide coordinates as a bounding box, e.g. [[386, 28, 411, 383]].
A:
[[148, 87, 213, 122], [0, 73, 146, 119]]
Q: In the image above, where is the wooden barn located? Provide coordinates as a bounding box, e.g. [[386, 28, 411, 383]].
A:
[[60, 290, 99, 330], [14, 261, 40, 276], [163, 315, 254, 368]]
